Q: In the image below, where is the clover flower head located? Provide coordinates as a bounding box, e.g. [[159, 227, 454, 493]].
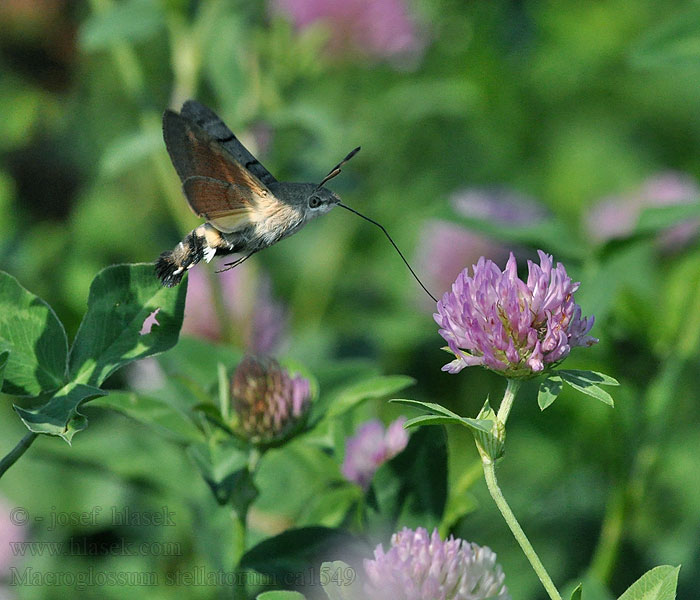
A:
[[451, 187, 549, 226], [435, 250, 597, 378], [341, 417, 409, 489], [231, 356, 311, 445], [364, 527, 511, 600]]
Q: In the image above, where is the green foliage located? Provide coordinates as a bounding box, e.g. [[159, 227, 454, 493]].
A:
[[257, 592, 307, 600], [93, 390, 205, 442], [14, 382, 105, 443], [538, 370, 619, 410], [390, 398, 492, 433], [0, 266, 186, 447], [0, 271, 68, 396], [311, 374, 415, 425], [369, 427, 448, 533], [69, 264, 187, 386], [631, 5, 700, 69], [79, 0, 165, 52], [538, 375, 564, 411], [617, 566, 680, 600], [240, 527, 365, 583], [0, 350, 8, 388], [3, 1, 700, 598]]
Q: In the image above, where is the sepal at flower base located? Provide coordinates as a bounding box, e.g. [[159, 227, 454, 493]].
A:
[[538, 369, 619, 410], [473, 400, 505, 462]]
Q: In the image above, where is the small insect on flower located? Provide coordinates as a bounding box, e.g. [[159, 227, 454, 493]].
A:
[[435, 250, 597, 378], [364, 527, 511, 600]]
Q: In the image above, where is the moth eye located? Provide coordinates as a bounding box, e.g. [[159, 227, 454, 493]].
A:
[[308, 196, 322, 208]]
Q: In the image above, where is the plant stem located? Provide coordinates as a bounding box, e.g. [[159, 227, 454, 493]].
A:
[[232, 508, 248, 600], [0, 432, 38, 479], [477, 378, 562, 600], [482, 459, 563, 600], [232, 509, 247, 567], [497, 379, 522, 425]]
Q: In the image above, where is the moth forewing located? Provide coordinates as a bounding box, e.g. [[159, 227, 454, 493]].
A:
[[181, 176, 256, 233], [179, 100, 278, 187]]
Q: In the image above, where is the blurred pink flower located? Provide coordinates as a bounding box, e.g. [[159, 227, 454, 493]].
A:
[[417, 188, 548, 303], [586, 172, 700, 250], [0, 497, 25, 576], [182, 264, 288, 354], [452, 187, 549, 226], [417, 220, 509, 303], [269, 0, 426, 62], [341, 417, 409, 489], [364, 527, 510, 600]]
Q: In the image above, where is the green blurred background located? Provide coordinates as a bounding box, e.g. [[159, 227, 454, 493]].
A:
[[2, 0, 700, 598]]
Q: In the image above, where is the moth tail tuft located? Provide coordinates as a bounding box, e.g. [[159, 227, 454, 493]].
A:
[[154, 231, 205, 287], [155, 251, 185, 287]]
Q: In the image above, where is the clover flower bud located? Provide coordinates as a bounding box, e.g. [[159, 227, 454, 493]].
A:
[[231, 356, 311, 445]]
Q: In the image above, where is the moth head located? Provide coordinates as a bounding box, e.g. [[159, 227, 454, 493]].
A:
[[302, 146, 360, 216], [306, 187, 340, 215]]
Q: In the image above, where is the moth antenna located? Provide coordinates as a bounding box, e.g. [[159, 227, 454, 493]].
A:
[[337, 202, 438, 303], [316, 146, 361, 190]]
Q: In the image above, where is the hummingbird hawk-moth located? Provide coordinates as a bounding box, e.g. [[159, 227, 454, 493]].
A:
[[156, 100, 436, 302]]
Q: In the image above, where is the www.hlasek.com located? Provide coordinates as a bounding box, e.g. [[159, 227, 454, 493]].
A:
[[10, 539, 182, 557], [9, 566, 357, 590]]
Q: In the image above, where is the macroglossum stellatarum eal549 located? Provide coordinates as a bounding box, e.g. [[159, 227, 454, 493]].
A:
[[155, 100, 436, 302]]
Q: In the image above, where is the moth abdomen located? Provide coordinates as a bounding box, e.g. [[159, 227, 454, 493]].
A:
[[155, 230, 204, 287], [155, 224, 243, 286]]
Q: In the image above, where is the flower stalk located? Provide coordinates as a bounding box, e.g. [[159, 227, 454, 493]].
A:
[[478, 380, 562, 600], [481, 459, 562, 600], [496, 379, 521, 425]]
